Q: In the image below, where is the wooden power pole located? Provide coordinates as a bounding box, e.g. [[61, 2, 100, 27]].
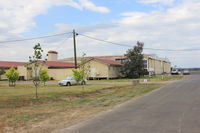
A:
[[73, 29, 78, 69]]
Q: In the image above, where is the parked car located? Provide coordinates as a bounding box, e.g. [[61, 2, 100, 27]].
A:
[[183, 70, 190, 75], [171, 69, 181, 75], [58, 76, 86, 86]]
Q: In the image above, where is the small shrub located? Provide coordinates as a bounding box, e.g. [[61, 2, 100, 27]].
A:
[[6, 67, 19, 86], [39, 68, 50, 86]]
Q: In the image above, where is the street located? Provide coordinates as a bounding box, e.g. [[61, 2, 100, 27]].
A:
[[54, 73, 200, 133]]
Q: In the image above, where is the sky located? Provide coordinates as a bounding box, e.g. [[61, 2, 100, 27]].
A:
[[0, 0, 200, 68]]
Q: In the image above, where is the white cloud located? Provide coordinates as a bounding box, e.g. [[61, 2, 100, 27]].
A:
[[0, 0, 110, 41], [1, 0, 200, 68], [0, 0, 110, 61], [51, 0, 200, 67], [79, 0, 110, 13], [139, 0, 176, 5]]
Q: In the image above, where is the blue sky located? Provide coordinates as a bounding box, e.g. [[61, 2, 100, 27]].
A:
[[0, 0, 200, 68], [25, 0, 158, 37]]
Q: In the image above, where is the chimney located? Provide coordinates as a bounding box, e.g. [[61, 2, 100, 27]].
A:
[[47, 50, 58, 61]]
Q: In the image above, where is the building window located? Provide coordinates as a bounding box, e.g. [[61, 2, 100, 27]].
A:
[[143, 60, 148, 69], [115, 58, 126, 63]]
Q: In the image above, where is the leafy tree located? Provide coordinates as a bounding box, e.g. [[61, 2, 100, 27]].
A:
[[6, 67, 19, 86], [121, 41, 144, 78], [72, 69, 84, 84], [29, 43, 43, 98], [72, 53, 90, 91], [39, 68, 50, 86], [72, 53, 90, 85], [0, 68, 5, 80], [79, 53, 90, 81]]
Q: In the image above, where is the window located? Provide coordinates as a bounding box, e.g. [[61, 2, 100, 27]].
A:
[[115, 58, 126, 63], [143, 60, 148, 69]]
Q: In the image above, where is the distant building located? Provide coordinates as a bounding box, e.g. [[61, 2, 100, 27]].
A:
[[0, 61, 26, 80], [0, 51, 75, 80], [61, 54, 171, 79], [83, 57, 122, 80], [0, 51, 171, 80]]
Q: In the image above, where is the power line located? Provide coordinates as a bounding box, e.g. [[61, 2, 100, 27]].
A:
[[78, 33, 200, 52], [79, 33, 132, 48], [143, 47, 200, 51], [0, 32, 72, 44], [54, 34, 72, 51]]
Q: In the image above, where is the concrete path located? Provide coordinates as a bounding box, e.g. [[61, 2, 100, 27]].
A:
[[54, 74, 200, 133]]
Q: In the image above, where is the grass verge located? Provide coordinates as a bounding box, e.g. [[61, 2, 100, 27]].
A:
[[89, 75, 184, 82], [0, 83, 166, 133]]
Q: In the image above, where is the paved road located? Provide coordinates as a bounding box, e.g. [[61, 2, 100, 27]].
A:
[[54, 74, 200, 133]]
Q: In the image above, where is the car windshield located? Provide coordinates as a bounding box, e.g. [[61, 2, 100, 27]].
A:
[[66, 76, 73, 80]]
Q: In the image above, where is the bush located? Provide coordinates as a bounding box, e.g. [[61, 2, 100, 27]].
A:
[[6, 67, 19, 86], [39, 68, 50, 85], [72, 69, 84, 84]]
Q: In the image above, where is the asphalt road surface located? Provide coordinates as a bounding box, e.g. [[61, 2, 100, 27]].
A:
[[54, 73, 200, 133]]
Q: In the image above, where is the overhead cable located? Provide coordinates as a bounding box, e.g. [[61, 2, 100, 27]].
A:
[[79, 33, 200, 52], [0, 32, 72, 44]]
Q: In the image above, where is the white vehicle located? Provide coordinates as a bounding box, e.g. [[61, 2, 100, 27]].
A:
[[171, 69, 180, 75], [58, 76, 86, 86], [183, 70, 190, 75]]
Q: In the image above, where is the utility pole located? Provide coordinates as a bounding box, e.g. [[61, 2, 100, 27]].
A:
[[73, 29, 78, 69]]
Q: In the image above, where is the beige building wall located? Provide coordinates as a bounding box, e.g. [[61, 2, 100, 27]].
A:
[[1, 67, 28, 80], [48, 68, 73, 80], [20, 63, 48, 80], [88, 60, 109, 78], [48, 53, 58, 61], [147, 58, 171, 75], [108, 65, 121, 78], [1, 66, 29, 80], [154, 60, 162, 74], [17, 64, 73, 81], [85, 60, 121, 79], [163, 62, 171, 73], [0, 69, 9, 80], [147, 58, 155, 71], [17, 66, 28, 79]]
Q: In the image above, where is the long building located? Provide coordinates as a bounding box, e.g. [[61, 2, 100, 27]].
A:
[[61, 54, 171, 79], [0, 51, 171, 80]]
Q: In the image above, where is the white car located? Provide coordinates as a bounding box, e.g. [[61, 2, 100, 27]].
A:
[[183, 70, 190, 75], [58, 76, 86, 86], [171, 69, 180, 75]]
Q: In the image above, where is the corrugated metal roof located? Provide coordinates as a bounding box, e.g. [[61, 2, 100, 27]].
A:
[[92, 58, 122, 66], [0, 61, 27, 68], [42, 61, 75, 68], [48, 50, 58, 54], [0, 60, 75, 68]]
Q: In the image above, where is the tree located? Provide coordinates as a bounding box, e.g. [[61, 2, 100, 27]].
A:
[[121, 41, 144, 78], [29, 43, 44, 98], [72, 69, 84, 84], [0, 68, 5, 80], [39, 68, 50, 86], [72, 53, 90, 85], [6, 67, 19, 86], [79, 53, 90, 81]]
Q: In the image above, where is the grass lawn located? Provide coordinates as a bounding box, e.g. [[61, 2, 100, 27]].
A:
[[0, 83, 166, 133], [90, 75, 184, 82]]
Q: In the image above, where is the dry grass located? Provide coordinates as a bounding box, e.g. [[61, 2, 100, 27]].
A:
[[89, 75, 184, 82], [0, 83, 165, 133]]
